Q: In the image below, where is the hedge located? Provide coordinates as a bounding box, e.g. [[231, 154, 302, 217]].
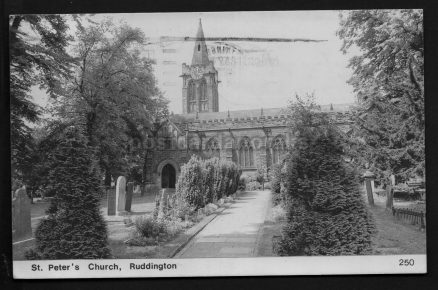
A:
[[175, 156, 241, 210]]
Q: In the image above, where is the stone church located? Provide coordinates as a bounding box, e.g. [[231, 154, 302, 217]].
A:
[[144, 20, 352, 190]]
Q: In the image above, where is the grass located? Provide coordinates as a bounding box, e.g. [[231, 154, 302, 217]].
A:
[[368, 194, 426, 255], [13, 191, 158, 260]]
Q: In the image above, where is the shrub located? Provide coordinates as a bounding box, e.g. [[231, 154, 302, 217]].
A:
[[175, 156, 206, 209], [169, 194, 196, 220], [25, 127, 111, 259], [134, 215, 167, 239], [273, 184, 289, 206], [225, 161, 241, 196], [203, 158, 220, 203], [270, 163, 283, 194], [174, 156, 241, 211], [246, 180, 261, 191], [131, 215, 187, 246], [277, 128, 375, 256], [238, 176, 247, 191], [271, 204, 287, 222]]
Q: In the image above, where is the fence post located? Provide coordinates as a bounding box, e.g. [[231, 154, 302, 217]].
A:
[[420, 212, 425, 229]]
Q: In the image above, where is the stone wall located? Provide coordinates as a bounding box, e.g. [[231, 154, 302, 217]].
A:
[[144, 109, 351, 190]]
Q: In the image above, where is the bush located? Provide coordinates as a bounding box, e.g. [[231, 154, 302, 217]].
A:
[[175, 156, 206, 209], [238, 176, 247, 191], [175, 156, 241, 211], [270, 163, 283, 194], [273, 184, 289, 206], [130, 215, 187, 246], [26, 127, 111, 259], [271, 204, 287, 222], [246, 180, 261, 191], [169, 194, 196, 220], [203, 158, 221, 203], [134, 215, 167, 239], [277, 128, 375, 256]]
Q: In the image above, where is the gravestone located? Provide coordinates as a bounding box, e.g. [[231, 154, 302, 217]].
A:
[[157, 188, 174, 220], [390, 174, 396, 186], [107, 188, 116, 216], [125, 182, 134, 212], [116, 176, 127, 215], [385, 174, 396, 210], [386, 185, 394, 210], [12, 187, 32, 241]]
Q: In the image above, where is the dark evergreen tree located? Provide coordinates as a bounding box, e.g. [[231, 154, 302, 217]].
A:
[[277, 95, 375, 256], [26, 126, 111, 259]]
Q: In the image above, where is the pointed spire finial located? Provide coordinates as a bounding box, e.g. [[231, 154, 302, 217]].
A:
[[192, 19, 210, 66], [227, 109, 230, 118]]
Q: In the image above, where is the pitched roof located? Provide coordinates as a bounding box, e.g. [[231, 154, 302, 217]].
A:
[[191, 19, 210, 66]]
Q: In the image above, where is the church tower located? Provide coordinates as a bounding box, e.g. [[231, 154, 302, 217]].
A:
[[181, 19, 219, 114]]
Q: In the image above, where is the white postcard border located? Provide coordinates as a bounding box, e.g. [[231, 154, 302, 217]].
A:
[[13, 255, 426, 278]]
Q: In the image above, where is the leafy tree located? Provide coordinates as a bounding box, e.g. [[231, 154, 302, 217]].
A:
[[277, 96, 375, 256], [337, 10, 424, 184], [26, 126, 111, 259], [56, 19, 168, 186], [24, 121, 74, 199], [9, 15, 77, 188]]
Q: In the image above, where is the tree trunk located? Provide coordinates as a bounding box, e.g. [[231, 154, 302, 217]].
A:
[[365, 179, 374, 206], [141, 150, 149, 196], [104, 169, 112, 188]]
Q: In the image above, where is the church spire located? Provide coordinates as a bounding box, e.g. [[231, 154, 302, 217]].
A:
[[191, 19, 210, 66]]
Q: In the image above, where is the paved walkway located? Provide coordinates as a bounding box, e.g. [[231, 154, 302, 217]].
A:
[[175, 190, 272, 258]]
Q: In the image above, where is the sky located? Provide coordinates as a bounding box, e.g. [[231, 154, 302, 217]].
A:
[[31, 10, 358, 115]]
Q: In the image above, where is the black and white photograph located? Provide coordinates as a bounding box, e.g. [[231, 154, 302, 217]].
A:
[[9, 10, 426, 277]]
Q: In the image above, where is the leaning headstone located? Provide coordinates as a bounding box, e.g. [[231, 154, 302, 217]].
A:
[[125, 182, 134, 212], [12, 187, 32, 241], [116, 176, 127, 215], [107, 188, 116, 216]]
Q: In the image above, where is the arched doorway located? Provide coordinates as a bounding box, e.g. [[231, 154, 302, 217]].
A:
[[161, 164, 176, 188]]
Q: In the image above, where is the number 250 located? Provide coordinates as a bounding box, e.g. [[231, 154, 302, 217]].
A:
[[399, 259, 415, 266]]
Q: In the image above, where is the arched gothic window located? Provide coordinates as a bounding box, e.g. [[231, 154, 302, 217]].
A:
[[199, 79, 208, 112], [205, 138, 220, 158], [188, 81, 196, 113], [272, 136, 286, 164], [239, 137, 254, 168]]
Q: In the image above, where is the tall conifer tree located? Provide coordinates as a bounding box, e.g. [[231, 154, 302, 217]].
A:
[[277, 96, 375, 256], [26, 126, 111, 259]]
